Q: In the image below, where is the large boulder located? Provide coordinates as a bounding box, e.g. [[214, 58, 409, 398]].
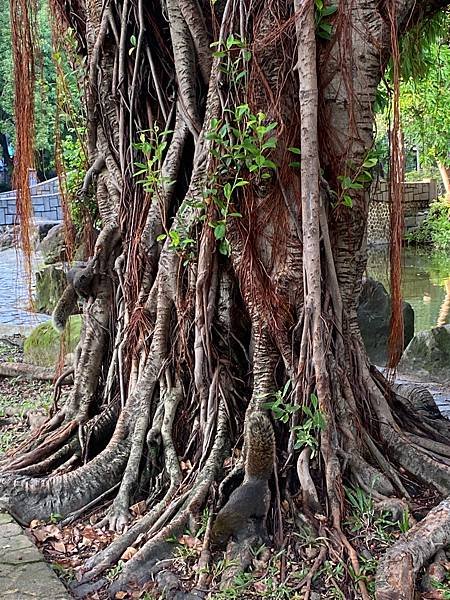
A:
[[35, 263, 67, 314], [37, 223, 66, 264], [23, 315, 82, 367], [357, 278, 414, 366], [399, 325, 450, 383]]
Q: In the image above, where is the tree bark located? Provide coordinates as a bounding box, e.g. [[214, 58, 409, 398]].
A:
[[2, 0, 450, 598]]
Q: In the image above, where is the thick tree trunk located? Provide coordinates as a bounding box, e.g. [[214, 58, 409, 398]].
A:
[[2, 0, 450, 598]]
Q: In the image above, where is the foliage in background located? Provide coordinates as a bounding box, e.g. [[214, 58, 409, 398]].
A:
[[53, 27, 96, 232], [399, 41, 450, 171], [0, 0, 58, 182], [374, 11, 450, 180], [406, 197, 450, 250]]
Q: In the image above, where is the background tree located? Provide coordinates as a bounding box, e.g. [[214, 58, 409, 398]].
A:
[[375, 11, 450, 196], [399, 39, 450, 199], [0, 0, 58, 185], [1, 1, 450, 598]]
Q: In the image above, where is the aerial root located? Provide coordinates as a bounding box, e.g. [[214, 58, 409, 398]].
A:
[[296, 447, 321, 513], [12, 439, 79, 476], [5, 420, 78, 471], [375, 495, 450, 600], [107, 403, 228, 594], [0, 412, 65, 467], [195, 505, 214, 589], [300, 543, 327, 600], [79, 488, 189, 583]]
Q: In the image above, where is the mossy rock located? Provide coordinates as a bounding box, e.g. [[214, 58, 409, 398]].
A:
[[24, 316, 82, 367], [399, 325, 450, 383], [35, 263, 67, 314]]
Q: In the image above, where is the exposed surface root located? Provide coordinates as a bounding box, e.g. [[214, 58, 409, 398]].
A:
[[376, 495, 450, 599]]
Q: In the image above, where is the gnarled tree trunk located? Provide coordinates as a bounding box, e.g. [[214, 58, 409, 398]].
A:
[[2, 0, 450, 597]]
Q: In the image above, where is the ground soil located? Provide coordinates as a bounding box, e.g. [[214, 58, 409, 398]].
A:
[[1, 339, 450, 599]]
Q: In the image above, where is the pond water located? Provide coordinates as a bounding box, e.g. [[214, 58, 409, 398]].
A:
[[367, 246, 450, 334]]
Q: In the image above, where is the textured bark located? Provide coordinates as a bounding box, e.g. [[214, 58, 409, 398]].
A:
[[2, 0, 450, 597], [376, 496, 450, 600]]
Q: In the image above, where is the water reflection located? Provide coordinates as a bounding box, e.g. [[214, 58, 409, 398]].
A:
[[366, 247, 450, 333]]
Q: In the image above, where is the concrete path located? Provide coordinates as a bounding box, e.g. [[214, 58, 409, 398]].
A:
[[0, 248, 49, 335], [0, 512, 71, 599]]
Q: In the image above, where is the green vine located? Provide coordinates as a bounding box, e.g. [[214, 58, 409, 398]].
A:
[[205, 106, 278, 254], [264, 383, 326, 458], [315, 0, 338, 41]]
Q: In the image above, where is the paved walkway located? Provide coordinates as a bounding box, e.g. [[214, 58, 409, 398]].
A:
[[0, 512, 71, 599], [0, 248, 49, 334]]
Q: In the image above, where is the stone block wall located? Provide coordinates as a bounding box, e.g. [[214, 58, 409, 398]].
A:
[[0, 173, 61, 226], [368, 179, 437, 246]]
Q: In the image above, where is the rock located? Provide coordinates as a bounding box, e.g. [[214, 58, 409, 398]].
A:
[[156, 570, 180, 596], [37, 224, 66, 264], [35, 263, 68, 314], [357, 278, 414, 366], [35, 220, 61, 241], [27, 411, 48, 430], [399, 325, 450, 383], [0, 226, 15, 250], [23, 316, 82, 367]]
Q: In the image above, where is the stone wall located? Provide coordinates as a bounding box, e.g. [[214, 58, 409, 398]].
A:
[[368, 180, 437, 246], [0, 173, 61, 226]]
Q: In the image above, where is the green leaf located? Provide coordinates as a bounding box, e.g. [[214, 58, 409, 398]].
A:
[[262, 137, 278, 150], [321, 5, 337, 16], [156, 233, 167, 242], [289, 161, 301, 169], [288, 146, 301, 155], [339, 175, 353, 189], [342, 194, 353, 208], [318, 22, 333, 39], [348, 181, 363, 190], [218, 239, 231, 256], [362, 157, 377, 168], [169, 230, 180, 246], [223, 182, 232, 200], [233, 179, 248, 188], [262, 158, 278, 169], [214, 222, 226, 240]]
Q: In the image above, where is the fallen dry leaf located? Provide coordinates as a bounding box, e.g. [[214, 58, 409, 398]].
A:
[[51, 540, 66, 553], [29, 519, 43, 529], [31, 525, 62, 542], [130, 501, 146, 516], [121, 546, 138, 561], [179, 534, 202, 550]]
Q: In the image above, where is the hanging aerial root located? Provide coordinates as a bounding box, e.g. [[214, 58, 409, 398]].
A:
[[376, 495, 450, 600]]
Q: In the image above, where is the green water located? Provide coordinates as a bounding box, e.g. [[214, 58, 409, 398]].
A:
[[367, 247, 450, 334]]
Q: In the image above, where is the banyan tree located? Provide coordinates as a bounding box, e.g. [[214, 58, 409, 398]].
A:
[[1, 0, 450, 597]]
